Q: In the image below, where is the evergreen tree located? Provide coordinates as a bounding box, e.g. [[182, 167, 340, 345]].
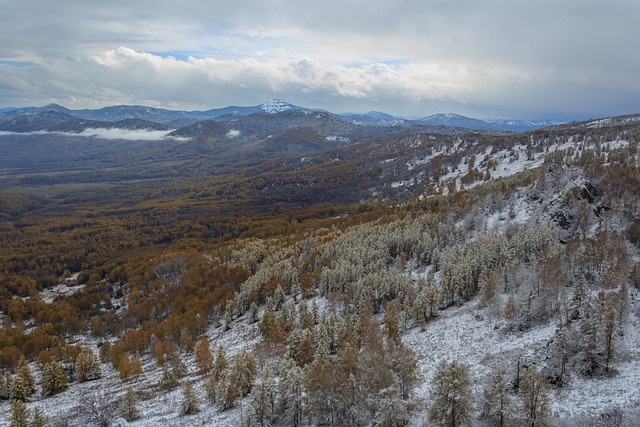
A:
[[204, 374, 217, 403], [159, 367, 178, 391], [194, 336, 214, 374], [518, 367, 549, 427], [603, 300, 617, 373], [0, 371, 10, 399], [214, 345, 228, 380], [429, 360, 473, 427], [121, 387, 140, 421], [374, 387, 410, 427], [180, 380, 200, 415], [569, 276, 587, 320], [10, 373, 30, 402], [41, 361, 68, 397], [483, 370, 512, 427], [16, 356, 35, 397], [252, 365, 276, 426], [278, 358, 304, 427], [30, 407, 47, 427], [9, 399, 29, 427], [76, 347, 101, 382]]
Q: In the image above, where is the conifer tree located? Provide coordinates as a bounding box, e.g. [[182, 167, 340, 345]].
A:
[[76, 347, 102, 382], [16, 356, 35, 397], [195, 336, 214, 374], [180, 380, 200, 415], [0, 371, 10, 399], [10, 373, 30, 402], [518, 367, 549, 427], [9, 398, 29, 427], [374, 387, 410, 427], [603, 300, 617, 373], [278, 358, 304, 427], [159, 367, 178, 391], [30, 407, 46, 427], [429, 360, 473, 427], [569, 276, 587, 320], [204, 374, 217, 403], [252, 365, 276, 426], [214, 345, 228, 380], [41, 361, 68, 397], [121, 387, 140, 421], [483, 370, 512, 427]]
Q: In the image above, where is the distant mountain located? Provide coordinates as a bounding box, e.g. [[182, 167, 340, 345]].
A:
[[0, 100, 570, 133], [0, 110, 171, 133], [338, 111, 411, 127], [418, 113, 500, 131], [485, 118, 566, 132]]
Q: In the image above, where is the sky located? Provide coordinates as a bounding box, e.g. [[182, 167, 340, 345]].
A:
[[0, 0, 638, 120]]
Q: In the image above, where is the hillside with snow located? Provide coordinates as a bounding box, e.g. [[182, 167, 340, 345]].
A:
[[2, 117, 640, 426]]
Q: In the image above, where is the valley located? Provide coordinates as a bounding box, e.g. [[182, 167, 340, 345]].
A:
[[1, 103, 640, 426]]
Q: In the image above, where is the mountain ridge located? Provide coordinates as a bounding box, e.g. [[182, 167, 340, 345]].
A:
[[0, 101, 570, 132]]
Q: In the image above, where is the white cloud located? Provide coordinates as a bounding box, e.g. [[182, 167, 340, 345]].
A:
[[1, 0, 639, 120]]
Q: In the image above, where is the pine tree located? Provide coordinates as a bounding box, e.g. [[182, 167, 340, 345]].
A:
[[10, 373, 30, 402], [252, 365, 276, 426], [197, 373, 212, 403], [428, 360, 473, 427], [373, 387, 410, 427], [518, 367, 549, 427], [159, 367, 178, 391], [214, 345, 228, 380], [0, 371, 10, 399], [180, 380, 200, 415], [603, 300, 617, 373], [30, 407, 47, 427], [121, 387, 140, 421], [16, 356, 35, 397], [569, 276, 587, 320], [483, 370, 512, 427], [41, 361, 68, 397], [278, 358, 304, 427], [9, 399, 29, 427], [195, 336, 214, 374], [76, 347, 101, 382]]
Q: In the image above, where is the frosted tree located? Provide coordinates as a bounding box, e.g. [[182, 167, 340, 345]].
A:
[[121, 387, 140, 421], [195, 336, 214, 374], [214, 345, 229, 380], [16, 356, 35, 397], [9, 398, 29, 427], [428, 360, 473, 427], [0, 371, 10, 399], [159, 367, 178, 391], [383, 299, 401, 347], [569, 276, 587, 320], [374, 387, 410, 427], [41, 361, 68, 397], [518, 367, 549, 427], [30, 407, 47, 427], [603, 299, 617, 373], [76, 347, 101, 382], [483, 370, 512, 427], [251, 365, 276, 426], [10, 373, 30, 402], [278, 358, 304, 427], [180, 380, 200, 415]]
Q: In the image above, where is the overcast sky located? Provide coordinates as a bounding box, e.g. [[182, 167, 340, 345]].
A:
[[1, 0, 638, 120]]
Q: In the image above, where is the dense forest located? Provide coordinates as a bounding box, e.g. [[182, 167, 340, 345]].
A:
[[1, 115, 640, 426]]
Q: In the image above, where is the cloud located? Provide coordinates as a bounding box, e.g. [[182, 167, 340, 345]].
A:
[[1, 0, 639, 120], [0, 128, 175, 141]]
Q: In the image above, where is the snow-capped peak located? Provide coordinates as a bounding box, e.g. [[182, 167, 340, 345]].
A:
[[260, 99, 294, 114]]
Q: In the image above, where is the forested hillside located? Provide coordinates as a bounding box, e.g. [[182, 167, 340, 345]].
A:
[[1, 115, 640, 426]]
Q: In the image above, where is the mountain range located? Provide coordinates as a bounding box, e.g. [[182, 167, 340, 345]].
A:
[[0, 100, 565, 133]]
